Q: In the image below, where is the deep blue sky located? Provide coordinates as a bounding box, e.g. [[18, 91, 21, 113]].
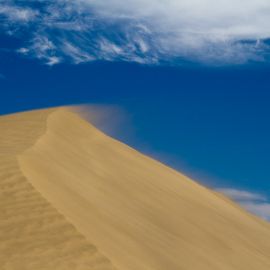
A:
[[1, 53, 270, 199]]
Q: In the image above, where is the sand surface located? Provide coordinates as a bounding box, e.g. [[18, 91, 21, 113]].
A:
[[0, 109, 116, 270], [1, 107, 270, 269]]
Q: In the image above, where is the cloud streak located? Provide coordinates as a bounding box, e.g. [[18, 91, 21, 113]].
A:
[[217, 187, 270, 221], [1, 0, 270, 65], [215, 188, 267, 202], [0, 4, 37, 22]]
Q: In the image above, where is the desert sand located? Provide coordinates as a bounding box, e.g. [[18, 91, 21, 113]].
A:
[[1, 107, 270, 270]]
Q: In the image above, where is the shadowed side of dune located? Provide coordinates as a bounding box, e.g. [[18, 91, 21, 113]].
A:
[[0, 109, 117, 270], [17, 108, 270, 270]]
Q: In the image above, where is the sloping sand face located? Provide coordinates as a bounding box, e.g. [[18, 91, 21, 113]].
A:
[[1, 107, 270, 269], [0, 109, 116, 270]]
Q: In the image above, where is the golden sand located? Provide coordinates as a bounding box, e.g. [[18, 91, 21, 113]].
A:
[[1, 107, 270, 269]]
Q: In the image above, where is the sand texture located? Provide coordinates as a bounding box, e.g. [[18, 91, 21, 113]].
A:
[[1, 107, 270, 269], [0, 109, 116, 270]]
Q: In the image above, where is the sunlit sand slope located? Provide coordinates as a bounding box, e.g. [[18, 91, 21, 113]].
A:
[[18, 108, 270, 270], [0, 109, 116, 270], [1, 107, 270, 270]]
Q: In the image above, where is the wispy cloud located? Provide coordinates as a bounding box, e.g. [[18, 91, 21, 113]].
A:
[[215, 188, 267, 202], [240, 202, 270, 221], [0, 4, 38, 22], [216, 187, 270, 221], [1, 0, 270, 65]]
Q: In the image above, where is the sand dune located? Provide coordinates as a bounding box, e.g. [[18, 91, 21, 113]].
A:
[[0, 109, 116, 270], [1, 107, 270, 269]]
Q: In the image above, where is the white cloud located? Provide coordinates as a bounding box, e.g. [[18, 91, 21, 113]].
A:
[[216, 187, 270, 221], [241, 202, 270, 221], [17, 47, 29, 54], [47, 56, 61, 66], [1, 0, 270, 64], [18, 36, 62, 65], [215, 188, 267, 202], [0, 4, 38, 22], [62, 42, 95, 64]]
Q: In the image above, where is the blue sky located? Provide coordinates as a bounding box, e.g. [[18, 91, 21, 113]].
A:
[[1, 0, 270, 220]]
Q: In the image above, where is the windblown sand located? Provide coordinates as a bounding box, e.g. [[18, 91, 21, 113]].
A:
[[1, 107, 270, 270]]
